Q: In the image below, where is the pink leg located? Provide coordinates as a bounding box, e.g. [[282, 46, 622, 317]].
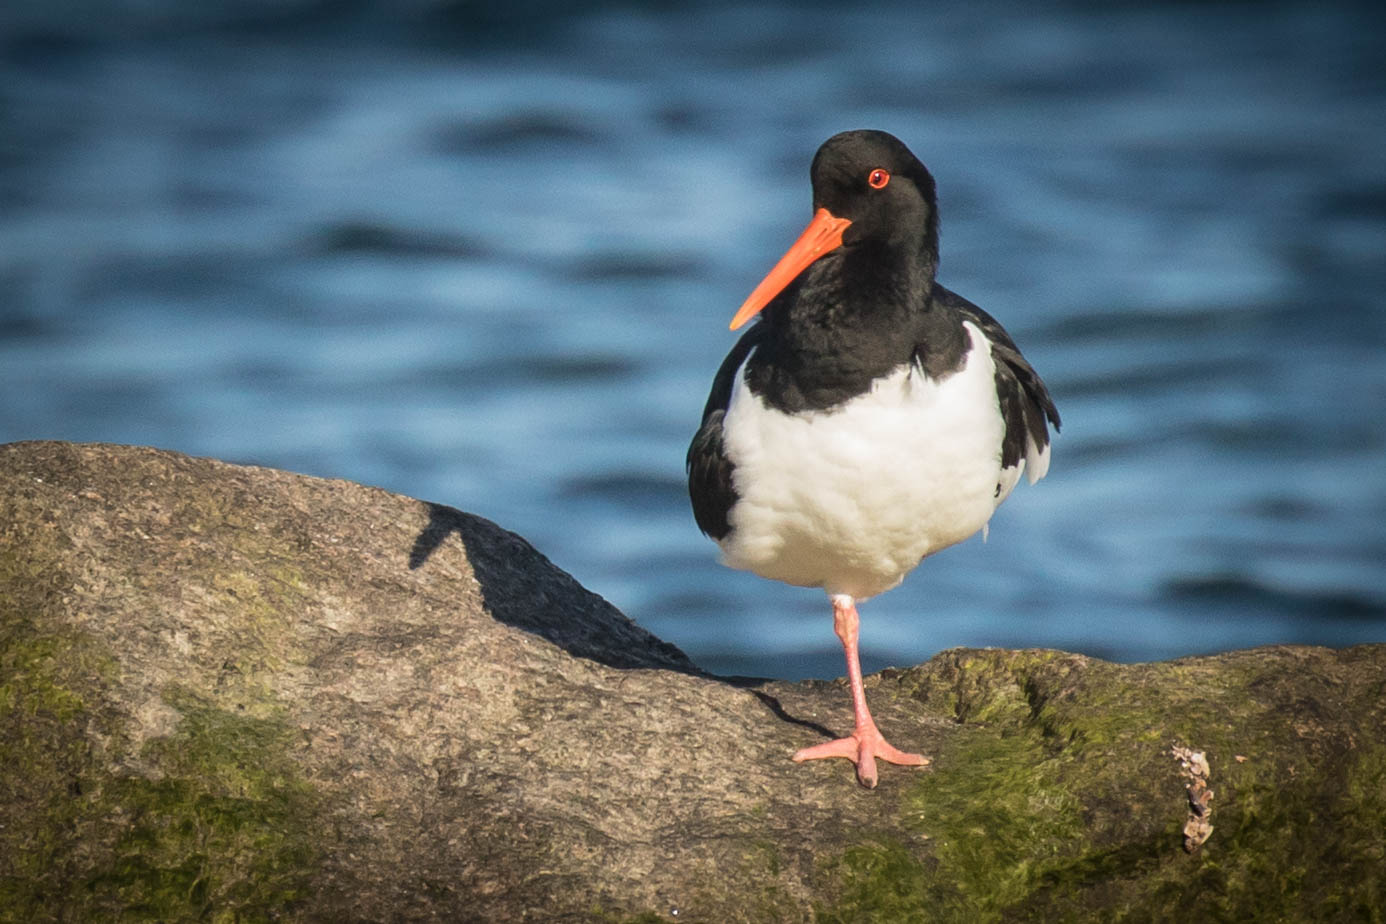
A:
[[793, 595, 928, 788]]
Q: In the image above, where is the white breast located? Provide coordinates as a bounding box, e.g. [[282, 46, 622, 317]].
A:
[[718, 322, 1009, 600]]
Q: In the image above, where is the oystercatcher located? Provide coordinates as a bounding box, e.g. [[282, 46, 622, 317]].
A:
[[687, 130, 1060, 787]]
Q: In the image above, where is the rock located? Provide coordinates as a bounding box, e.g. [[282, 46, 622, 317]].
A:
[[2, 440, 1383, 922]]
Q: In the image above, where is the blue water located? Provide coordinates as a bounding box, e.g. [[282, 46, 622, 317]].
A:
[[3, 2, 1384, 679]]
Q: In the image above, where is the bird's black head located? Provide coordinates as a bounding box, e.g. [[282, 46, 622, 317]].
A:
[[810, 130, 939, 260], [726, 130, 943, 331]]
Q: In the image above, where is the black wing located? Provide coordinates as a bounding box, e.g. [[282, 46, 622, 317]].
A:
[[934, 284, 1061, 472], [686, 324, 765, 540]]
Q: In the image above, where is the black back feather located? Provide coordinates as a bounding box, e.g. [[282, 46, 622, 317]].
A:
[[933, 285, 1061, 471], [686, 325, 765, 539]]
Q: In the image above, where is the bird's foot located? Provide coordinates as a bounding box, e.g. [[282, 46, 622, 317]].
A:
[[793, 725, 928, 789]]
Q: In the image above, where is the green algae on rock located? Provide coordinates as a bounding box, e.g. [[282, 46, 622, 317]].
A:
[[821, 647, 1386, 922]]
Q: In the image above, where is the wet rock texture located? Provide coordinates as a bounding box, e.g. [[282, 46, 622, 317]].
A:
[[2, 441, 1383, 922]]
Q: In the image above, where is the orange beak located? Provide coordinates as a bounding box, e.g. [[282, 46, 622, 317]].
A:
[[728, 207, 852, 331]]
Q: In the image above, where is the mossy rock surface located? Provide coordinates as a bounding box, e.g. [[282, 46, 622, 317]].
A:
[[2, 441, 1382, 922]]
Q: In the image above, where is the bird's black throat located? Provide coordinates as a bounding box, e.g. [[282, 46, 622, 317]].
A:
[[742, 241, 967, 415]]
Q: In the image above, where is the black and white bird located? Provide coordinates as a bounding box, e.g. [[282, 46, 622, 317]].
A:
[[687, 130, 1060, 788]]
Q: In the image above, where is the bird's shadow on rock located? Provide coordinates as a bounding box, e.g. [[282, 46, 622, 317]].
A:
[[408, 501, 836, 737], [744, 688, 837, 740], [409, 501, 699, 673]]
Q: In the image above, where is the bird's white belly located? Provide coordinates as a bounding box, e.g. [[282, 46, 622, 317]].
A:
[[719, 323, 1006, 600]]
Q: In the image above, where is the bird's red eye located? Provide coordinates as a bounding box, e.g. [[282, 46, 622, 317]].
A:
[[868, 168, 890, 189]]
